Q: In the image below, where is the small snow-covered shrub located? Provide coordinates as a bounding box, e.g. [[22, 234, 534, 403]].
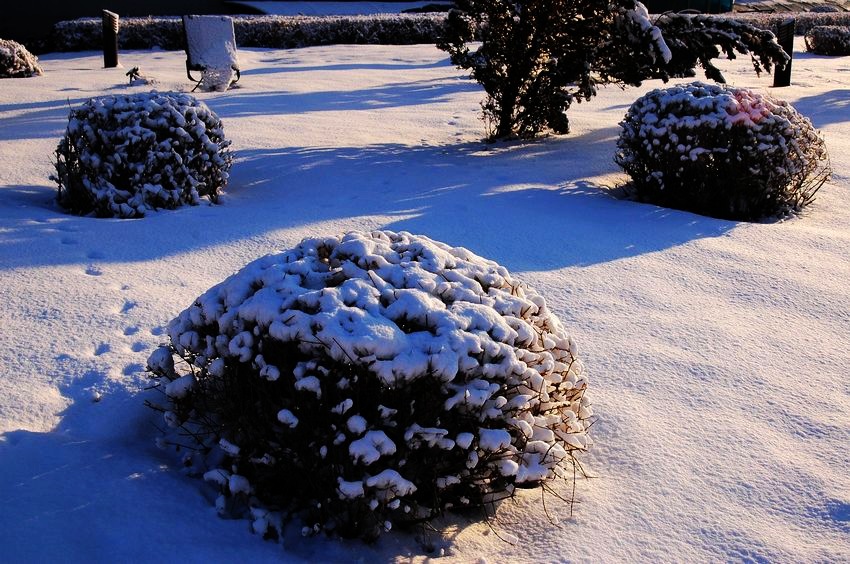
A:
[[805, 26, 850, 55], [53, 91, 232, 218], [0, 38, 43, 78], [615, 82, 830, 220], [148, 230, 592, 541]]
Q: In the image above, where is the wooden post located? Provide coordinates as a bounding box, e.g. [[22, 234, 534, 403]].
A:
[[773, 18, 795, 88], [102, 10, 119, 68]]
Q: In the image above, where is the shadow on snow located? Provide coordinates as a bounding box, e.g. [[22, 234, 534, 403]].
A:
[[0, 130, 735, 273], [209, 76, 480, 116], [793, 89, 850, 128], [244, 57, 452, 76], [0, 371, 488, 562]]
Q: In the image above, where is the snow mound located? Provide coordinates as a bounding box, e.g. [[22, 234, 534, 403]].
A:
[[0, 38, 43, 78], [615, 82, 831, 221], [52, 91, 232, 218], [147, 230, 592, 541]]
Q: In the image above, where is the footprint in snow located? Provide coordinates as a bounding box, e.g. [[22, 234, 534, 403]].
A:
[[123, 363, 145, 376], [124, 326, 140, 336], [85, 264, 103, 276], [131, 342, 148, 353], [828, 501, 850, 524], [120, 300, 137, 314], [94, 343, 111, 356]]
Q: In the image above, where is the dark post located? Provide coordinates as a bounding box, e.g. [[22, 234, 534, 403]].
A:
[[773, 18, 795, 88], [102, 10, 119, 68]]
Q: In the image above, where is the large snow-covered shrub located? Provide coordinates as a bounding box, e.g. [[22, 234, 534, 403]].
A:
[[438, 1, 788, 139], [0, 38, 43, 78], [147, 230, 592, 541], [615, 82, 830, 221], [53, 91, 232, 218], [805, 26, 850, 55]]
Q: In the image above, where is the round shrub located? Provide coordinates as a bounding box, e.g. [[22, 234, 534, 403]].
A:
[[147, 230, 592, 541], [0, 38, 43, 78], [53, 91, 232, 218], [805, 25, 850, 55], [615, 82, 830, 221]]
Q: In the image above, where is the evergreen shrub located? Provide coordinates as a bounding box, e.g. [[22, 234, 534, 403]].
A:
[[49, 14, 446, 52], [438, 1, 788, 140], [805, 25, 850, 55], [147, 230, 592, 541], [40, 12, 850, 54], [0, 38, 43, 78], [615, 82, 830, 221], [53, 91, 232, 218]]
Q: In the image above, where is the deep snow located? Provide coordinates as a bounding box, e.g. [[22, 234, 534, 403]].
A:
[[0, 39, 848, 562]]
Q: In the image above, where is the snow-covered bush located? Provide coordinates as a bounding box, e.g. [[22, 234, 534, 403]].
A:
[[42, 12, 850, 53], [805, 26, 850, 55], [0, 38, 43, 78], [235, 14, 446, 48], [50, 14, 447, 52], [147, 230, 592, 541], [53, 91, 232, 218], [438, 1, 788, 139], [727, 12, 850, 36], [615, 82, 830, 221], [808, 5, 840, 12]]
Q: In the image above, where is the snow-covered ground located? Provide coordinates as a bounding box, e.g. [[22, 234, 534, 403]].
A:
[[0, 39, 848, 561]]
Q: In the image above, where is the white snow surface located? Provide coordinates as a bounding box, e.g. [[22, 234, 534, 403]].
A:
[[0, 39, 848, 561]]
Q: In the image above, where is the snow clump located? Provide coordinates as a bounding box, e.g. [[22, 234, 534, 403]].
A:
[[53, 91, 232, 218], [0, 38, 43, 78], [615, 82, 830, 221], [147, 230, 592, 541]]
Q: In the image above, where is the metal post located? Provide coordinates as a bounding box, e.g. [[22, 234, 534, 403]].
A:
[[773, 18, 795, 88], [102, 10, 119, 68]]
